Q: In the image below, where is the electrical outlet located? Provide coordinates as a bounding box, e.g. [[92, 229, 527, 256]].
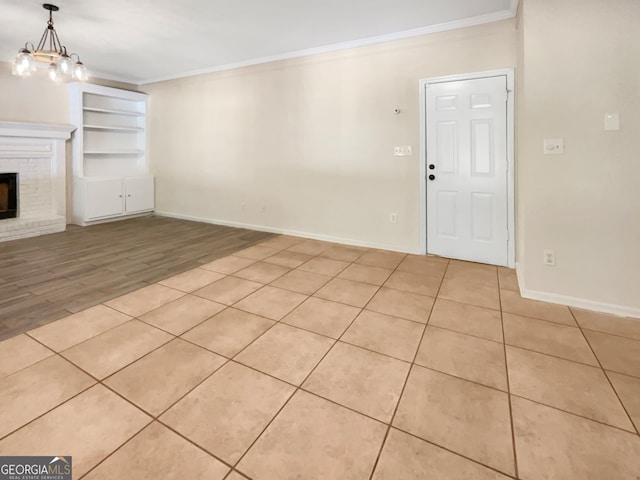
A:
[[390, 213, 398, 224], [543, 250, 555, 266]]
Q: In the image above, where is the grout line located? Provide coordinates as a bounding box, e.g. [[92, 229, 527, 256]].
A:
[[77, 418, 154, 479], [503, 342, 604, 370], [134, 294, 228, 336], [579, 327, 640, 344], [146, 274, 319, 423], [501, 307, 582, 329], [499, 284, 520, 478], [336, 337, 423, 364], [367, 258, 449, 480], [229, 264, 294, 285], [4, 335, 59, 379], [227, 334, 334, 469], [0, 377, 98, 443], [390, 426, 519, 480], [25, 314, 135, 355], [601, 369, 640, 382], [509, 393, 639, 436], [424, 322, 505, 345], [229, 249, 394, 472], [409, 360, 509, 393], [570, 309, 640, 437], [58, 322, 176, 380], [72, 308, 264, 477], [294, 386, 391, 426]]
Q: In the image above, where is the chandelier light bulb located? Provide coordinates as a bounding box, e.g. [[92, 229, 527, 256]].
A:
[[12, 48, 35, 77], [57, 53, 74, 74], [48, 63, 59, 81], [73, 60, 88, 81]]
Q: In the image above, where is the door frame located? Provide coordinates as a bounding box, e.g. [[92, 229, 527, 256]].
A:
[[419, 68, 515, 268]]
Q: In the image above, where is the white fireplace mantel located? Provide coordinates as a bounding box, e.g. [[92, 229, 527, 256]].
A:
[[0, 121, 75, 242]]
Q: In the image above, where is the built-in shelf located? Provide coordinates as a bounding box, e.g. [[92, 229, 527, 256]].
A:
[[69, 83, 152, 226], [84, 124, 144, 132], [84, 150, 144, 155], [83, 107, 144, 116]]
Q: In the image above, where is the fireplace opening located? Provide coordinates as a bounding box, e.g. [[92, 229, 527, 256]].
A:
[[0, 173, 18, 220]]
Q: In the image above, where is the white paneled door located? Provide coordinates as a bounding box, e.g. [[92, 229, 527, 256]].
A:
[[426, 75, 509, 266]]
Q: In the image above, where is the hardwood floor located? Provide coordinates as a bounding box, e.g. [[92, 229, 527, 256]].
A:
[[0, 216, 274, 341]]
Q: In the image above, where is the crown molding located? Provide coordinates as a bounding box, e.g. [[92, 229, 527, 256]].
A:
[[139, 8, 518, 86]]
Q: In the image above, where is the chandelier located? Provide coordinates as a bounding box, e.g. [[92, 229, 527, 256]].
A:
[[12, 3, 88, 82]]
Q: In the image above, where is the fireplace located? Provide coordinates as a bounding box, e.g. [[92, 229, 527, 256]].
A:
[[0, 121, 74, 241], [0, 173, 18, 220]]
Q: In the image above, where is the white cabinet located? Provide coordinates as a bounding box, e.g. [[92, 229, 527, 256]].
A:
[[80, 175, 155, 221], [85, 178, 123, 219], [124, 176, 154, 213], [69, 83, 153, 226]]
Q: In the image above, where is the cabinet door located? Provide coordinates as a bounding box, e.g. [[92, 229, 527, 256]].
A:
[[124, 176, 154, 213], [85, 178, 124, 219]]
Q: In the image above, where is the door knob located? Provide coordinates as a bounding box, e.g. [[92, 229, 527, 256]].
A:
[[428, 164, 435, 170], [428, 174, 435, 181]]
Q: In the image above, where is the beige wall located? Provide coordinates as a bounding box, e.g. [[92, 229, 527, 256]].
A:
[[145, 20, 517, 252], [0, 62, 137, 124], [0, 63, 70, 125], [517, 0, 640, 313]]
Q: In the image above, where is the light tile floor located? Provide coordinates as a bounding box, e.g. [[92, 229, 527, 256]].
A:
[[1, 234, 639, 479]]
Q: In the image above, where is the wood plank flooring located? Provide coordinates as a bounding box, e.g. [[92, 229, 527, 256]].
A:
[[0, 216, 274, 341]]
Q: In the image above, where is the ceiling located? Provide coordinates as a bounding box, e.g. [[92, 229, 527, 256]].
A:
[[0, 0, 517, 85]]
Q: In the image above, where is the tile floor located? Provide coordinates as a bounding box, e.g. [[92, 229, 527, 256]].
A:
[[1, 234, 639, 479]]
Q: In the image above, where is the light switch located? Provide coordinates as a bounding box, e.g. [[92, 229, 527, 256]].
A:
[[394, 146, 413, 156], [543, 138, 564, 155], [604, 113, 620, 131]]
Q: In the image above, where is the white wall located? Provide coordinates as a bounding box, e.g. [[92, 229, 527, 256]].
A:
[[517, 0, 640, 314], [145, 20, 516, 252]]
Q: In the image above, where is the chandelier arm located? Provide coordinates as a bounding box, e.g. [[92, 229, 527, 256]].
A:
[[35, 25, 50, 52], [48, 10, 55, 52], [51, 27, 65, 54]]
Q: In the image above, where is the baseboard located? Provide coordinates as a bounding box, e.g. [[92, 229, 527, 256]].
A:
[[515, 262, 639, 319], [154, 210, 419, 254], [72, 212, 153, 227]]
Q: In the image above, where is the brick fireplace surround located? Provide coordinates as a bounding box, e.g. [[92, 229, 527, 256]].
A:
[[0, 122, 75, 241]]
